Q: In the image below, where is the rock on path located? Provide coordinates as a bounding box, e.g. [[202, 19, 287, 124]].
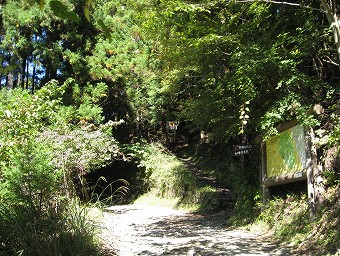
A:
[[97, 204, 290, 256]]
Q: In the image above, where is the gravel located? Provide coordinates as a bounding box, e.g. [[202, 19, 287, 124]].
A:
[[96, 204, 292, 256]]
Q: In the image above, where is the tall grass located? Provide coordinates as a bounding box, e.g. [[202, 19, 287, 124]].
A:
[[0, 200, 105, 256], [250, 188, 340, 254], [0, 141, 106, 256], [140, 143, 192, 198], [135, 143, 219, 211]]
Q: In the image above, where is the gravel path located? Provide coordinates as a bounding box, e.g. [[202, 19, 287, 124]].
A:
[[96, 204, 291, 256]]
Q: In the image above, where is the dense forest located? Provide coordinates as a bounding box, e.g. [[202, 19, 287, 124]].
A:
[[0, 0, 339, 255]]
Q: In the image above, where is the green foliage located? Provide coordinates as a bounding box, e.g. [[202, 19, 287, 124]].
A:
[[255, 195, 311, 243], [229, 184, 259, 226], [311, 185, 340, 253], [327, 104, 340, 147], [0, 82, 118, 255], [251, 188, 340, 254], [132, 0, 338, 144], [132, 142, 223, 211], [57, 79, 109, 125], [0, 135, 104, 255], [49, 0, 80, 23], [0, 141, 60, 217], [138, 143, 195, 199], [0, 80, 61, 143]]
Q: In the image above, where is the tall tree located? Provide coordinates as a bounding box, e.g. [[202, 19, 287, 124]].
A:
[[0, 0, 98, 90], [320, 0, 340, 59], [134, 0, 338, 142], [236, 0, 339, 60]]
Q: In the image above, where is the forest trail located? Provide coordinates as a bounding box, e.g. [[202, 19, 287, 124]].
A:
[[179, 157, 234, 210], [96, 204, 291, 256]]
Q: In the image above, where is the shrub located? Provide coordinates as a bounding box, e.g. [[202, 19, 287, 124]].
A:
[[134, 142, 222, 211], [0, 82, 116, 255], [138, 143, 196, 199], [251, 187, 339, 254]]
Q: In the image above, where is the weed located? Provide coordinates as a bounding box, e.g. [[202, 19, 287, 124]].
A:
[[250, 190, 339, 254], [133, 143, 224, 212]]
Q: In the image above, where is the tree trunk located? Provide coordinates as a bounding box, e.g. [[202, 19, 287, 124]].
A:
[[20, 55, 26, 89], [307, 127, 325, 215], [6, 70, 14, 89], [31, 55, 36, 92], [161, 121, 170, 145], [320, 0, 340, 60], [0, 56, 4, 87], [25, 58, 29, 90]]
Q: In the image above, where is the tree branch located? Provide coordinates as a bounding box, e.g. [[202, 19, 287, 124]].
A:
[[320, 0, 340, 59], [322, 56, 340, 67], [236, 0, 340, 60], [235, 0, 323, 12]]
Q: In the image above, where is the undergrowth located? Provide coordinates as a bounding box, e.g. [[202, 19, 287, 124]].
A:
[[0, 85, 114, 256], [251, 194, 311, 244], [250, 187, 340, 255], [184, 142, 260, 223], [133, 142, 221, 212], [0, 199, 106, 256]]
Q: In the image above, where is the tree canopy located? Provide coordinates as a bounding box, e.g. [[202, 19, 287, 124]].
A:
[[1, 0, 338, 142], [0, 0, 339, 254]]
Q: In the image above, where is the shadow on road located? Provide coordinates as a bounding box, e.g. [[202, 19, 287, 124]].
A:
[[102, 205, 285, 256]]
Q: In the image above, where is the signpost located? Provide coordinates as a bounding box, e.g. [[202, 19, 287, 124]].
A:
[[233, 144, 252, 156], [166, 121, 178, 131], [234, 143, 251, 183], [166, 121, 178, 142]]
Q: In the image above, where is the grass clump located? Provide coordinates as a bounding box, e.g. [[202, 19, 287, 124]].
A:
[[140, 143, 193, 199], [0, 200, 104, 256], [251, 194, 311, 244], [0, 140, 106, 256], [134, 142, 221, 212], [0, 83, 117, 255], [250, 188, 340, 255]]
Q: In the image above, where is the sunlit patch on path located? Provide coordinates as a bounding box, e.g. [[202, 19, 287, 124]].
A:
[[97, 204, 290, 256]]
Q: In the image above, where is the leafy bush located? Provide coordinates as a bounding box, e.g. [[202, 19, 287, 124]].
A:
[[256, 194, 311, 243], [229, 184, 259, 226], [251, 189, 339, 254], [138, 143, 196, 199], [0, 139, 105, 255], [133, 142, 221, 211], [304, 185, 340, 254], [0, 82, 117, 255]]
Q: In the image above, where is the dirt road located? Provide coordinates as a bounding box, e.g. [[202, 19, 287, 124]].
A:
[[97, 204, 290, 256]]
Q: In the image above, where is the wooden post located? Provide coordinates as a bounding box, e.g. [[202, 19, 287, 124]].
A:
[[320, 0, 340, 60], [306, 162, 316, 216], [173, 128, 176, 143], [162, 121, 170, 145], [240, 134, 247, 182], [260, 142, 270, 205], [306, 128, 325, 215]]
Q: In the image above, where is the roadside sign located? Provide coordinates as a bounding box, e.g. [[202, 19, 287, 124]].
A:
[[233, 144, 252, 156], [234, 149, 250, 156], [167, 121, 178, 131], [234, 144, 252, 150]]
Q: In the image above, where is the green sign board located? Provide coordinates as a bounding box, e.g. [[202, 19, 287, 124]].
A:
[[266, 125, 307, 178]]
